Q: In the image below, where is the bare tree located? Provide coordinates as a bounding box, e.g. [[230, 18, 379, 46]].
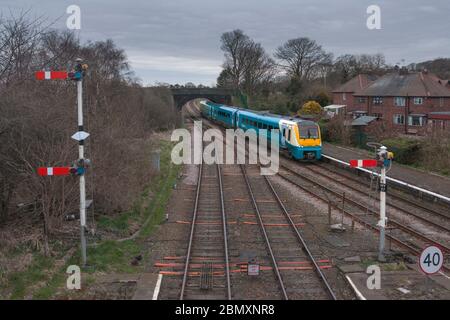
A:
[[333, 53, 387, 81], [220, 29, 275, 95], [275, 37, 332, 81], [241, 42, 276, 96], [216, 67, 233, 88], [0, 12, 177, 256], [220, 29, 250, 90]]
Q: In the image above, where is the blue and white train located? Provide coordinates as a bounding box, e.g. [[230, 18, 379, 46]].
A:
[[199, 100, 322, 160]]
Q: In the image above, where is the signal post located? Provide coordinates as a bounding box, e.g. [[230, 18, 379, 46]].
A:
[[350, 146, 394, 261], [36, 59, 90, 266]]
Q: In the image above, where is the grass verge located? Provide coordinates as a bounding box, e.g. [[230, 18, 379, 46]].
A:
[[4, 139, 180, 299]]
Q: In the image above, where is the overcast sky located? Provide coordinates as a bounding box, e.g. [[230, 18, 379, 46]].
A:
[[1, 0, 449, 86]]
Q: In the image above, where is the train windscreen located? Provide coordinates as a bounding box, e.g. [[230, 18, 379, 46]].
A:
[[299, 123, 319, 139]]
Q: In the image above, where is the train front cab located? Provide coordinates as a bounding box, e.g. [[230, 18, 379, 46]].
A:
[[280, 120, 321, 160], [295, 120, 322, 160]]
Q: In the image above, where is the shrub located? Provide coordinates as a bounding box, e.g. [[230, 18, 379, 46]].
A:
[[298, 100, 323, 116], [381, 137, 421, 165]]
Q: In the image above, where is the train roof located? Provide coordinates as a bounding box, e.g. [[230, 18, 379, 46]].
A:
[[218, 105, 238, 113], [204, 101, 318, 125], [239, 109, 317, 125]]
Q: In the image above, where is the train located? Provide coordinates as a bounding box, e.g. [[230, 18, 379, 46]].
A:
[[199, 100, 322, 160]]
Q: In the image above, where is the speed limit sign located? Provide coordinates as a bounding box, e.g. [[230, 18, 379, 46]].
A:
[[419, 246, 444, 275]]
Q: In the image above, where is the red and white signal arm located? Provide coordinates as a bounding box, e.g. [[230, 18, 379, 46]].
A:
[[37, 167, 71, 176], [35, 71, 68, 80], [419, 245, 444, 275], [349, 159, 378, 168], [248, 263, 260, 276]]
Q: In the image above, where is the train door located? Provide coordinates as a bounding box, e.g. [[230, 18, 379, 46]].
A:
[[280, 122, 289, 148], [234, 112, 238, 129]]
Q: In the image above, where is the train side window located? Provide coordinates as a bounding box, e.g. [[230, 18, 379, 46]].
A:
[[287, 129, 291, 141], [282, 128, 286, 137]]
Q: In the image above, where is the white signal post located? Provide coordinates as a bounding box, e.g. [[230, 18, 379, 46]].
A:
[[35, 59, 89, 267], [378, 147, 388, 261], [376, 146, 393, 261], [76, 64, 87, 266], [350, 145, 393, 262]]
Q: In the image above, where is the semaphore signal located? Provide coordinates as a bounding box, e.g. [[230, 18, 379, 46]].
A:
[[35, 70, 68, 80], [37, 167, 71, 176], [350, 146, 394, 261], [35, 59, 90, 267], [349, 159, 378, 168]]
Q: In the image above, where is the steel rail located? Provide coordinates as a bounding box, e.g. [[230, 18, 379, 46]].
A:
[[322, 154, 450, 205], [277, 168, 450, 273], [313, 162, 450, 222], [240, 164, 289, 300], [217, 159, 232, 299], [179, 160, 203, 300], [180, 119, 232, 300], [280, 164, 450, 253], [304, 164, 450, 233], [263, 175, 337, 300]]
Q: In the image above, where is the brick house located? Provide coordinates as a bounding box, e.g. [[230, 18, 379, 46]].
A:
[[331, 74, 377, 115], [332, 71, 450, 135]]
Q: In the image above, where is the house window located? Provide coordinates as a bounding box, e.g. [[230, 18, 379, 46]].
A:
[[394, 97, 406, 107], [413, 97, 424, 105], [373, 96, 383, 105], [372, 113, 383, 119], [342, 93, 346, 101], [393, 114, 405, 125], [408, 115, 425, 126], [358, 97, 366, 103], [353, 112, 367, 119]]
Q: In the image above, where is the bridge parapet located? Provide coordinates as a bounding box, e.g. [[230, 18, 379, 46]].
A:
[[171, 88, 233, 109]]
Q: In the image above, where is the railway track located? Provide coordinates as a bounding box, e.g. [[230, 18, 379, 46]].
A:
[[184, 100, 450, 290], [309, 161, 450, 229], [277, 164, 450, 270], [240, 164, 336, 300], [179, 132, 232, 300], [184, 105, 338, 299]]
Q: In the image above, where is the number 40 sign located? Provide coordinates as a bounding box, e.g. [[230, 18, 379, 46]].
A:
[[419, 246, 444, 275]]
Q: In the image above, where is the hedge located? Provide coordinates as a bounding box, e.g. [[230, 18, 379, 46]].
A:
[[380, 137, 421, 165]]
